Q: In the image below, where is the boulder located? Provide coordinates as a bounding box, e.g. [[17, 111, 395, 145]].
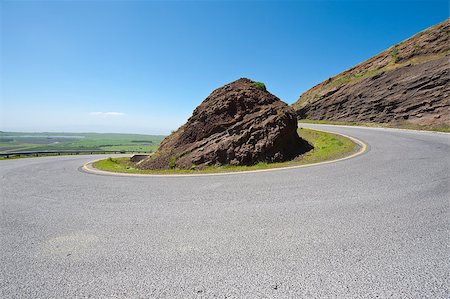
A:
[[138, 78, 312, 170], [130, 154, 149, 163]]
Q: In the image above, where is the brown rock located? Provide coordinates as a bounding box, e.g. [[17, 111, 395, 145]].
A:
[[296, 57, 449, 126], [292, 19, 450, 129], [138, 78, 312, 170], [130, 155, 149, 163]]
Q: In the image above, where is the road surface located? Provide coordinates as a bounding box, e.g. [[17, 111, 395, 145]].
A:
[[1, 124, 449, 298]]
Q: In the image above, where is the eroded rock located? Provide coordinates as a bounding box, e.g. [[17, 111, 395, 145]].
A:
[[138, 78, 312, 170], [293, 19, 450, 128]]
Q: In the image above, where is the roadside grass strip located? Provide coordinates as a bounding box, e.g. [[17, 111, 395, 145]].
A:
[[87, 128, 364, 176]]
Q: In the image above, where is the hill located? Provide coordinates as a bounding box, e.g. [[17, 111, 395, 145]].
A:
[[292, 19, 449, 130], [138, 78, 312, 170]]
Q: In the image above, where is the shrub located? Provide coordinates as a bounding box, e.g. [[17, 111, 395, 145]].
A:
[[253, 82, 267, 91], [168, 156, 177, 169], [390, 47, 400, 63]]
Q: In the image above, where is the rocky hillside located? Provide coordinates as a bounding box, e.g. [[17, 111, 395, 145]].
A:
[[138, 78, 312, 170], [292, 19, 449, 129]]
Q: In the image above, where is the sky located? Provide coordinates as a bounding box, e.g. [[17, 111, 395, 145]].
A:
[[0, 0, 448, 134]]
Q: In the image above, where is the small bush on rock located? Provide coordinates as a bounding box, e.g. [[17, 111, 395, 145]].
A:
[[253, 82, 267, 91], [168, 156, 177, 169]]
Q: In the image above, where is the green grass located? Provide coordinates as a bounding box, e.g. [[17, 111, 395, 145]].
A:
[[298, 119, 450, 133], [0, 132, 165, 153], [253, 82, 267, 91], [0, 143, 45, 152], [293, 51, 450, 110], [92, 128, 359, 175], [390, 47, 400, 63], [0, 153, 91, 160]]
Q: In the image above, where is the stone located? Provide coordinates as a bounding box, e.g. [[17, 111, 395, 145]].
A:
[[292, 19, 450, 129], [137, 78, 312, 170]]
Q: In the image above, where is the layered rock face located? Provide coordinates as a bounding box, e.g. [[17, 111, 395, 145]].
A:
[[293, 19, 449, 128], [297, 57, 449, 125], [138, 78, 312, 170]]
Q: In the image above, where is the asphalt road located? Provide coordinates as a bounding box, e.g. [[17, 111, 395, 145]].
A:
[[1, 124, 449, 298]]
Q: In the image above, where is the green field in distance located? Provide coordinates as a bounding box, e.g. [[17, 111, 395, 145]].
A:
[[0, 132, 165, 153]]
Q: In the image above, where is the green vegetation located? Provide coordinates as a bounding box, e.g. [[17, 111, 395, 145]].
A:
[[293, 51, 450, 110], [327, 68, 383, 88], [168, 156, 177, 169], [253, 82, 267, 91], [0, 132, 165, 154], [390, 47, 400, 63], [92, 128, 358, 175], [298, 119, 450, 133]]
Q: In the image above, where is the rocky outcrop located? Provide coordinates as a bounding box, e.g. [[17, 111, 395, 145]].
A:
[[297, 57, 449, 125], [130, 155, 149, 163], [138, 78, 312, 170], [293, 19, 449, 128]]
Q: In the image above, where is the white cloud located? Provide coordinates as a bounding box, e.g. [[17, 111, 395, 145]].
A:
[[89, 112, 126, 117]]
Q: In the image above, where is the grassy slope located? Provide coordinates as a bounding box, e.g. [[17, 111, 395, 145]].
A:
[[292, 52, 449, 111], [292, 20, 449, 110], [93, 128, 358, 174], [290, 20, 450, 133]]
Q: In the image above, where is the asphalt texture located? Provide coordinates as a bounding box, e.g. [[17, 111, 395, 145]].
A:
[[1, 124, 449, 298]]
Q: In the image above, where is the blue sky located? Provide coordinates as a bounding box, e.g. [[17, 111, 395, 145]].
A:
[[1, 0, 448, 134]]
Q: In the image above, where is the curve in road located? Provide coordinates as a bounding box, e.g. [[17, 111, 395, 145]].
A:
[[1, 124, 449, 298], [81, 129, 367, 177]]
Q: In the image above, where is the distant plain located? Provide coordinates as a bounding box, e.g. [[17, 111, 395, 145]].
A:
[[0, 132, 164, 154]]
